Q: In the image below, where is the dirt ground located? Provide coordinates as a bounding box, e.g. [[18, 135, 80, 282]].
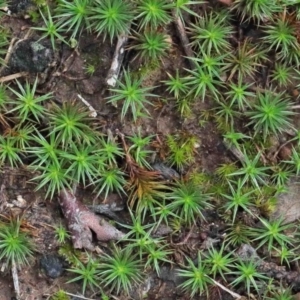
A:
[[0, 9, 231, 299], [2, 1, 300, 300]]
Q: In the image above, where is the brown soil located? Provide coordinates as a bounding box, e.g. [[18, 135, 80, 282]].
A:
[[0, 2, 279, 300]]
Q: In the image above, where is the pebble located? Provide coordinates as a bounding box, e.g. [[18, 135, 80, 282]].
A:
[[40, 254, 64, 279]]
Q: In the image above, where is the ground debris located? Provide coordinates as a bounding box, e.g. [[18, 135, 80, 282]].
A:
[[237, 244, 300, 291], [58, 189, 125, 251]]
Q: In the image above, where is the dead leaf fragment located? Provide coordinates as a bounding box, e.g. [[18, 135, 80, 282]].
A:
[[59, 189, 125, 250]]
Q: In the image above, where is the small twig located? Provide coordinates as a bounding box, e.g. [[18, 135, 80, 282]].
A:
[[254, 144, 268, 165], [208, 277, 242, 299], [12, 261, 20, 299], [217, 0, 233, 5], [44, 292, 96, 300], [271, 139, 292, 161], [64, 292, 96, 300], [52, 71, 86, 81], [223, 139, 246, 163], [77, 93, 97, 117], [0, 72, 28, 83], [291, 105, 300, 110], [172, 11, 196, 69], [106, 31, 130, 87], [0, 37, 17, 73], [173, 224, 195, 246]]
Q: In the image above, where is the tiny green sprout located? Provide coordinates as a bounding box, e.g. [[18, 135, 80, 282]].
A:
[[188, 53, 227, 78], [54, 223, 70, 244], [166, 132, 198, 169], [30, 162, 73, 200], [223, 131, 250, 149], [246, 90, 295, 141], [121, 209, 154, 240], [59, 143, 100, 187], [9, 124, 34, 151], [8, 78, 52, 124], [0, 136, 23, 167], [189, 10, 233, 55], [98, 136, 124, 166], [131, 30, 169, 62], [215, 99, 238, 131], [225, 222, 251, 247], [173, 0, 206, 22], [204, 243, 235, 281], [67, 254, 100, 295], [178, 252, 212, 298], [231, 0, 280, 23], [93, 167, 126, 199], [136, 0, 173, 30], [128, 128, 155, 169], [186, 63, 223, 102], [176, 97, 193, 118], [225, 80, 255, 111], [97, 244, 143, 296], [271, 163, 292, 187], [163, 69, 189, 99], [167, 181, 213, 225], [215, 163, 238, 182], [273, 244, 297, 268], [144, 240, 173, 275], [222, 179, 255, 223], [126, 230, 154, 260], [270, 63, 295, 88], [50, 289, 70, 300], [28, 129, 61, 167], [54, 0, 91, 39], [263, 11, 299, 63], [228, 149, 270, 190], [269, 286, 294, 300], [250, 217, 295, 251], [48, 101, 97, 148], [84, 63, 96, 76], [89, 0, 133, 43], [284, 147, 300, 175], [32, 6, 68, 49], [0, 218, 34, 267], [153, 199, 181, 228], [107, 69, 157, 122], [231, 258, 268, 295], [226, 38, 268, 82]]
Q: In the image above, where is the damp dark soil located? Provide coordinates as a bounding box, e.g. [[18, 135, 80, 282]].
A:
[[1, 1, 300, 300], [0, 10, 226, 299]]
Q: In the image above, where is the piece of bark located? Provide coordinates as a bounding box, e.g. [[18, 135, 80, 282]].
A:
[[58, 189, 125, 250], [106, 31, 129, 87], [223, 139, 246, 163], [218, 0, 232, 5], [12, 261, 20, 300], [172, 11, 196, 69]]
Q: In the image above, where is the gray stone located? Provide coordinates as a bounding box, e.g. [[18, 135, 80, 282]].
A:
[[9, 39, 53, 73], [40, 254, 64, 279], [271, 176, 300, 224]]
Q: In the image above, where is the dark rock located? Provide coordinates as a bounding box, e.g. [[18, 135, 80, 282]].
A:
[[9, 39, 53, 73], [152, 162, 180, 180], [158, 266, 183, 285], [40, 254, 64, 279], [8, 0, 34, 15]]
